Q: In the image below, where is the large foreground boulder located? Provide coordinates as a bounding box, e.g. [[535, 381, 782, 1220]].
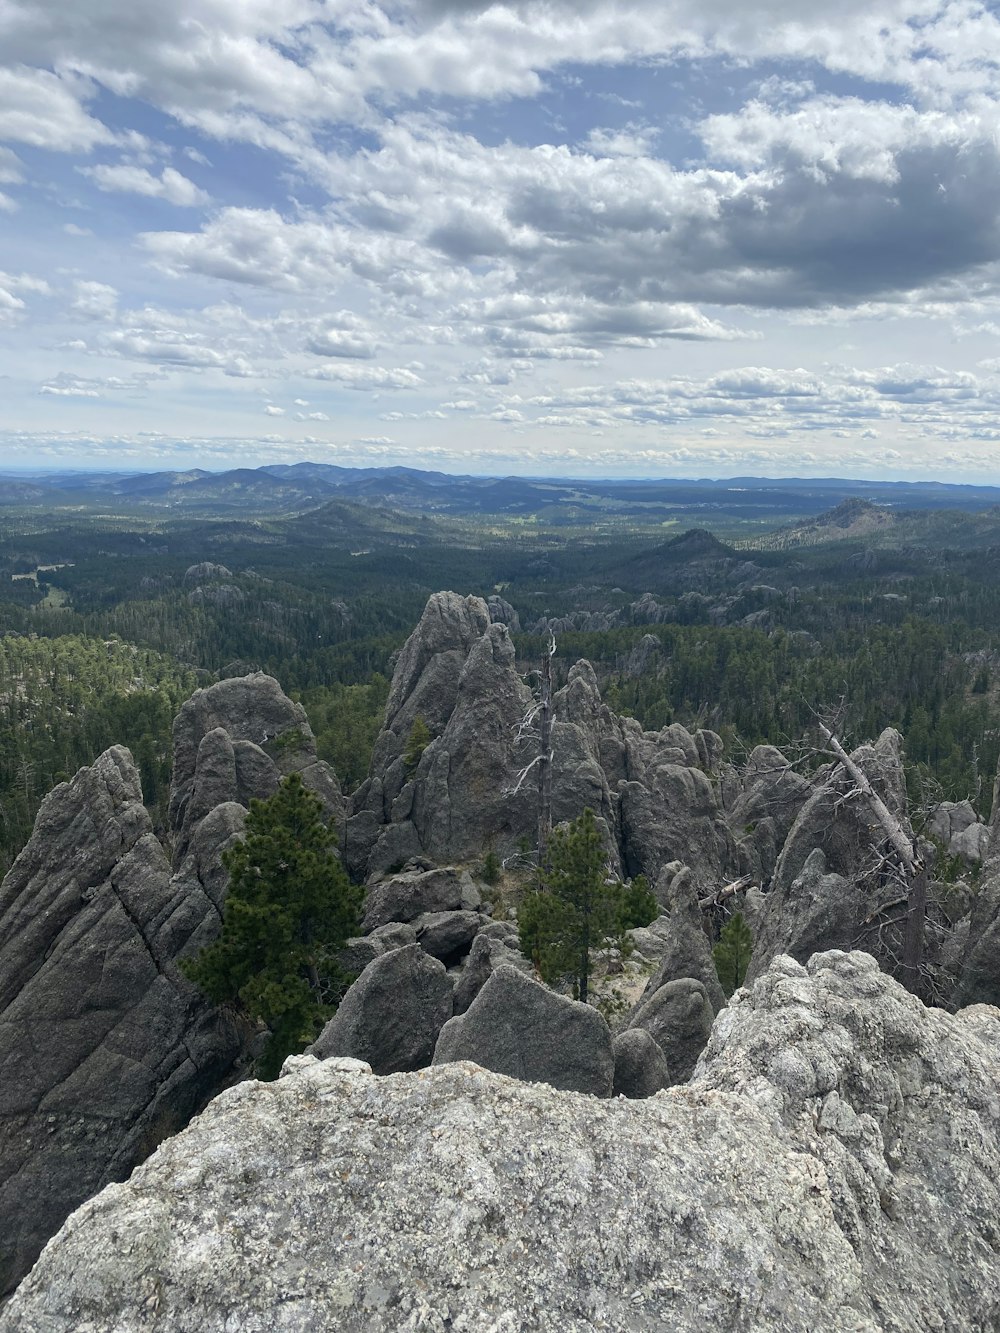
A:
[[7, 951, 1000, 1331], [433, 966, 614, 1096]]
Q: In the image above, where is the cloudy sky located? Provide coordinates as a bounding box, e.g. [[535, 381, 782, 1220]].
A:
[[2, 0, 1000, 478]]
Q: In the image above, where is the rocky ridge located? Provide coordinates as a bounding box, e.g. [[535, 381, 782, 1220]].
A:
[[5, 951, 999, 1332]]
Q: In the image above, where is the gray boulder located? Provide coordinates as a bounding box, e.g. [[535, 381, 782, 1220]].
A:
[[627, 977, 715, 1084], [612, 1028, 669, 1098], [414, 910, 485, 964], [433, 966, 614, 1096], [9, 952, 1000, 1332], [310, 945, 453, 1074], [368, 921, 419, 950], [452, 923, 531, 1014], [334, 935, 385, 978], [361, 866, 465, 932]]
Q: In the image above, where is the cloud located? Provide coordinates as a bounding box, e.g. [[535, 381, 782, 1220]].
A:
[[305, 328, 378, 359], [83, 163, 210, 206], [0, 286, 26, 324], [264, 403, 285, 416], [0, 66, 111, 151], [142, 208, 347, 288], [304, 363, 425, 389], [71, 280, 118, 320]]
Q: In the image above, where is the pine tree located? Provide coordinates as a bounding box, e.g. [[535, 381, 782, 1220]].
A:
[[182, 773, 362, 1078], [713, 913, 754, 997], [518, 808, 657, 1004], [403, 714, 432, 773]]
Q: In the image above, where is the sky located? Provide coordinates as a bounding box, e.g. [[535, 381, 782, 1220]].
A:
[[2, 0, 1000, 479]]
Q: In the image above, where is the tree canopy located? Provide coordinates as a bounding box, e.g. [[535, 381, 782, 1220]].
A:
[[182, 772, 362, 1078], [518, 807, 657, 1004]]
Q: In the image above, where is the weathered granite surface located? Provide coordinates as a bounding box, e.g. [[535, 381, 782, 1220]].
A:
[[6, 952, 999, 1332]]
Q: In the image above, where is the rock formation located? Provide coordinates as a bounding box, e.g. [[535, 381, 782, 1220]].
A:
[[345, 590, 738, 886], [433, 965, 615, 1096], [0, 672, 344, 1299], [7, 952, 999, 1332], [745, 730, 920, 983], [0, 749, 245, 1298], [309, 944, 453, 1074]]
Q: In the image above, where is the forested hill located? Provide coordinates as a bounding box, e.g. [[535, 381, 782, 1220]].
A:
[[6, 463, 1000, 519]]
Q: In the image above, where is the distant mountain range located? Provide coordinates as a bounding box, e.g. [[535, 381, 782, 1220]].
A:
[[4, 462, 1000, 522]]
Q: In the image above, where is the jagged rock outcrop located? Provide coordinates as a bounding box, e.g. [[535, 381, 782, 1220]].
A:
[[746, 730, 919, 982], [182, 561, 232, 584], [433, 965, 614, 1096], [9, 951, 1000, 1332], [310, 945, 453, 1074], [452, 921, 531, 1014], [486, 594, 520, 631], [0, 671, 347, 1299], [170, 673, 343, 860], [638, 865, 727, 1015], [927, 799, 989, 863], [0, 749, 246, 1299], [724, 743, 811, 884], [619, 632, 661, 679], [346, 592, 738, 885], [187, 583, 244, 608], [345, 594, 536, 877]]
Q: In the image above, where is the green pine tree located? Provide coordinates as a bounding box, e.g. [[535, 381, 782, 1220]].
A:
[[403, 714, 432, 774], [713, 913, 754, 997], [518, 808, 657, 1004], [181, 773, 362, 1078]]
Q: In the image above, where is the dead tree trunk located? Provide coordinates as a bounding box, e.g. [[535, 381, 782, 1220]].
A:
[[537, 635, 554, 865], [817, 722, 926, 992]]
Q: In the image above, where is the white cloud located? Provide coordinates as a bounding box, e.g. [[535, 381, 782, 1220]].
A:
[[84, 163, 210, 207], [264, 403, 285, 416], [305, 327, 378, 359], [71, 280, 118, 320], [0, 67, 111, 151], [0, 287, 26, 324], [305, 363, 425, 389]]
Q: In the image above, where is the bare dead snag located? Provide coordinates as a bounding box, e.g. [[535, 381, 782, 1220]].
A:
[[537, 633, 554, 865], [816, 722, 926, 993]]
